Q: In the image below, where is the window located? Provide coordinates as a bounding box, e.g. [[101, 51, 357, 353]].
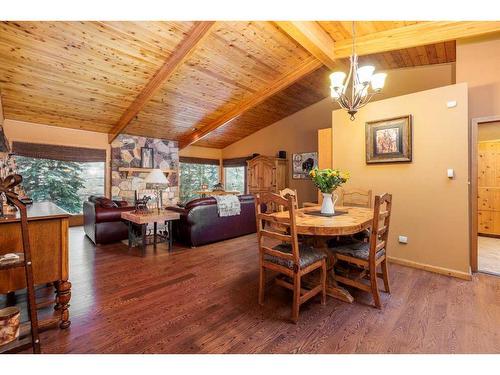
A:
[[223, 157, 250, 195], [13, 142, 106, 215], [224, 166, 245, 193], [179, 157, 219, 204]]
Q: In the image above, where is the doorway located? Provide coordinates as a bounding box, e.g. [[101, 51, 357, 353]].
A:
[[471, 116, 500, 276]]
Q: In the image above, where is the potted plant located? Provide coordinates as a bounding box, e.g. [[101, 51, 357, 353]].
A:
[[309, 167, 350, 215]]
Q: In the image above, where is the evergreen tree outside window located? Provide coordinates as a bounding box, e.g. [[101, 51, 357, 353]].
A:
[[16, 156, 104, 214], [179, 161, 219, 204], [224, 166, 245, 194]]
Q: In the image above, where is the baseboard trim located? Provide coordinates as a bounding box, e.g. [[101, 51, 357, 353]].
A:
[[387, 256, 472, 281]]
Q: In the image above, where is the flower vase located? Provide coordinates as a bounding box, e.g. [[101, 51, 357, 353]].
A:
[[321, 192, 338, 215]]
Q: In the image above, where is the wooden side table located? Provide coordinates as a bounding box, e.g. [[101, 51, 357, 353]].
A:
[[121, 210, 180, 256]]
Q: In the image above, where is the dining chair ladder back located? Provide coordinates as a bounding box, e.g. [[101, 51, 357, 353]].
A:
[[254, 192, 327, 323], [330, 193, 392, 308], [340, 187, 373, 208]]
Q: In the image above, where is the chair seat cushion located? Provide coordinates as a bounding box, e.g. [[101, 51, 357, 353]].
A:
[[328, 239, 385, 260], [264, 243, 326, 270]]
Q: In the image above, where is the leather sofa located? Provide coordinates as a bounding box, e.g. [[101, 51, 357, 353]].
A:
[[83, 196, 134, 245], [167, 194, 257, 247]]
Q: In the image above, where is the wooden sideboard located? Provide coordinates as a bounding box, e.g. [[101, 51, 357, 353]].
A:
[[0, 201, 71, 328]]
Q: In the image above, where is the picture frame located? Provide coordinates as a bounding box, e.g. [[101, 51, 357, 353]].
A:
[[365, 115, 412, 164], [292, 152, 318, 179], [140, 147, 154, 169]]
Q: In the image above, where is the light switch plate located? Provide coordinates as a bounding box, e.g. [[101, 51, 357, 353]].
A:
[[398, 235, 408, 244], [447, 168, 454, 178], [447, 100, 457, 108]]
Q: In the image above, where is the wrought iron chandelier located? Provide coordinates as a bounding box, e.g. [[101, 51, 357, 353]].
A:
[[330, 22, 387, 120]]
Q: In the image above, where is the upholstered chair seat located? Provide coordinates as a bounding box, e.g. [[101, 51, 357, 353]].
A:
[[265, 243, 327, 269], [328, 240, 385, 260]]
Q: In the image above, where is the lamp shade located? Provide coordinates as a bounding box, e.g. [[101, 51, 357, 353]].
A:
[[356, 65, 375, 84], [371, 72, 387, 91], [144, 169, 168, 184], [329, 71, 346, 89]]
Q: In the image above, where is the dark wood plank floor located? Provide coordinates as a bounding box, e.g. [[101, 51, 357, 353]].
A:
[[3, 227, 500, 353]]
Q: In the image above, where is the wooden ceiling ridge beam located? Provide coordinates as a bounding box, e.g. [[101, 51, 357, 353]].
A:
[[276, 21, 336, 70], [334, 21, 500, 58], [107, 21, 215, 143], [178, 56, 323, 149]]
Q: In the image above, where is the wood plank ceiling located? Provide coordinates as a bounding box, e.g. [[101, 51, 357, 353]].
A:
[[0, 21, 497, 149]]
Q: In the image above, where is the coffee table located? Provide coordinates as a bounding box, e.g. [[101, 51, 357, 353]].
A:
[[121, 210, 180, 256]]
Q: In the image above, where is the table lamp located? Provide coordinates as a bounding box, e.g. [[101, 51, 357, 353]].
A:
[[145, 169, 168, 213]]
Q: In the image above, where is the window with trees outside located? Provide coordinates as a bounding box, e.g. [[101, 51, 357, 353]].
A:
[[223, 157, 249, 195], [13, 142, 106, 215], [179, 157, 219, 204], [224, 166, 245, 193]]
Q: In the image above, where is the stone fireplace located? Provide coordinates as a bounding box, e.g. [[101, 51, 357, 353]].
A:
[[111, 134, 179, 206]]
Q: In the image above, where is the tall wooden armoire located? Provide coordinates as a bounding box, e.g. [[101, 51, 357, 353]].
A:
[[247, 156, 288, 197]]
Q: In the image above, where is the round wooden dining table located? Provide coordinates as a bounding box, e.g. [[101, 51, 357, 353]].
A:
[[267, 205, 374, 303]]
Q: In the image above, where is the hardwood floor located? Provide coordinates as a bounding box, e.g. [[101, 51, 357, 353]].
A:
[[478, 235, 500, 275], [2, 227, 500, 354]]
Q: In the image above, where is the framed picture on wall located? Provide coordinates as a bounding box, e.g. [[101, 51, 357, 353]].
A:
[[292, 152, 318, 179], [141, 147, 154, 168], [365, 115, 412, 164]]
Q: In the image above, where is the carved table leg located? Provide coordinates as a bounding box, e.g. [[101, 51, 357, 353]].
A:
[[54, 280, 72, 329]]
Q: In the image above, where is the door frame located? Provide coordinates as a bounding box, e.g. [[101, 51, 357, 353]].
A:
[[470, 115, 500, 272]]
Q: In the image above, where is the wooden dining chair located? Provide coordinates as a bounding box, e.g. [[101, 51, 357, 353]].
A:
[[255, 192, 327, 323], [278, 188, 298, 211], [327, 193, 392, 308], [339, 187, 373, 208]]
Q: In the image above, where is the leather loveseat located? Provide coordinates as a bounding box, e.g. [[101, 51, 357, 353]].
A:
[[166, 194, 257, 247], [83, 196, 134, 245]]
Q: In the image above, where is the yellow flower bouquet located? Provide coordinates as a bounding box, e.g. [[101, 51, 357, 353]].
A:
[[309, 167, 350, 194]]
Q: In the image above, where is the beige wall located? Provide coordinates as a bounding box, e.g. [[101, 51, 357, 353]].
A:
[[332, 83, 470, 276], [3, 119, 112, 197], [222, 63, 455, 206], [478, 121, 500, 142], [457, 33, 500, 120], [223, 98, 333, 205]]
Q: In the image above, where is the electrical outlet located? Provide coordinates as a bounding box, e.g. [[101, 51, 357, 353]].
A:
[[398, 235, 408, 244]]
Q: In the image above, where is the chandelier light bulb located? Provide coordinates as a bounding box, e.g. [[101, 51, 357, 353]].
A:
[[330, 87, 341, 99]]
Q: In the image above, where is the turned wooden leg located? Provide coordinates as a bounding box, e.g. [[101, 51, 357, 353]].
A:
[[55, 280, 72, 329], [381, 259, 391, 293]]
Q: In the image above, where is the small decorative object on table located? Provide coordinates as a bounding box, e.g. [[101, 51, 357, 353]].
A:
[[212, 182, 224, 191], [309, 167, 350, 215], [134, 191, 151, 213]]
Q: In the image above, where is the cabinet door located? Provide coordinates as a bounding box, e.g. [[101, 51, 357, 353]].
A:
[[260, 159, 275, 191], [247, 161, 260, 190], [478, 141, 500, 235]]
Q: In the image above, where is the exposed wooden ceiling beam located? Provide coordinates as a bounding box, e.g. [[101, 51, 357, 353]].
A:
[[107, 21, 215, 143], [276, 21, 336, 70], [178, 56, 323, 149], [334, 21, 500, 58]]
